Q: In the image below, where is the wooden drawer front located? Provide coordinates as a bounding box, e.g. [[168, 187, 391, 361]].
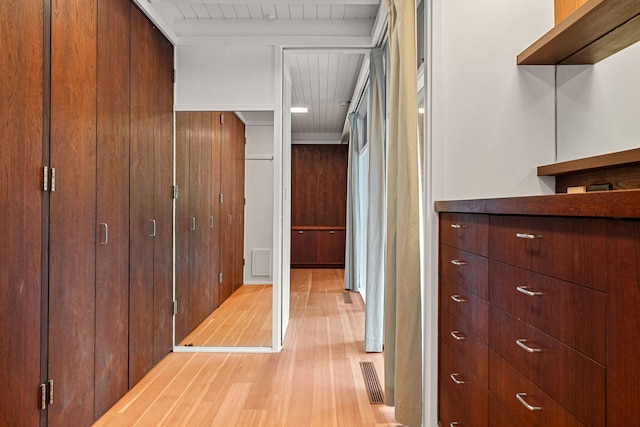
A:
[[489, 305, 605, 426], [489, 392, 520, 427], [489, 260, 606, 364], [439, 340, 488, 425], [440, 310, 488, 385], [490, 215, 606, 291], [489, 350, 584, 427], [439, 382, 471, 427], [440, 213, 489, 256], [440, 244, 488, 300], [441, 276, 488, 343]]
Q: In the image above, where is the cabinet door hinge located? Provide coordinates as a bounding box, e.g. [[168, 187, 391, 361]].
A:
[[172, 185, 179, 199], [39, 379, 54, 410], [219, 193, 224, 204], [172, 300, 178, 316], [219, 272, 223, 283], [220, 114, 224, 125]]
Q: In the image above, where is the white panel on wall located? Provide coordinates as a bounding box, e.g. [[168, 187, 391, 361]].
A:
[[432, 0, 556, 202], [251, 249, 272, 277], [175, 45, 275, 110], [556, 42, 640, 162], [244, 125, 274, 284]]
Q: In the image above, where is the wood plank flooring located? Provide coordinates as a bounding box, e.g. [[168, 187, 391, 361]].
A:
[[93, 269, 400, 426], [179, 284, 272, 347]]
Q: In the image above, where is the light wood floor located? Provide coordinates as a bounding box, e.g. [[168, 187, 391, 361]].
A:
[[94, 269, 400, 426], [179, 284, 272, 347]]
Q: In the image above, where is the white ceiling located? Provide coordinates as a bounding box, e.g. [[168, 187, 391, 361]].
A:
[[136, 0, 385, 138]]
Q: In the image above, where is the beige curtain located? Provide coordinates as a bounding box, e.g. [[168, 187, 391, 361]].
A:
[[383, 0, 422, 426]]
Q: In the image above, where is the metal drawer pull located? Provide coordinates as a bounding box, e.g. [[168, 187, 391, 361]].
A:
[[516, 393, 542, 411], [190, 217, 196, 231], [149, 219, 156, 237], [516, 232, 540, 239], [450, 330, 466, 340], [450, 224, 467, 229], [516, 339, 542, 353], [99, 223, 109, 245], [516, 286, 543, 297], [330, 230, 336, 234], [298, 230, 304, 234], [209, 216, 214, 228], [450, 423, 460, 427], [450, 259, 468, 266], [450, 294, 467, 303], [450, 373, 465, 385]]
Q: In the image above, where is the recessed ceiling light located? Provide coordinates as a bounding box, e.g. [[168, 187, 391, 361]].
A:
[[291, 107, 309, 113]]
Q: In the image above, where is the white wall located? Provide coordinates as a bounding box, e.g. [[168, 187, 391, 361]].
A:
[[175, 46, 275, 110], [556, 41, 640, 162], [431, 0, 556, 202], [244, 125, 274, 284]]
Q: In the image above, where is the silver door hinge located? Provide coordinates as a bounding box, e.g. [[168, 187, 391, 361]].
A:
[[172, 300, 178, 316], [42, 166, 56, 192], [219, 194, 224, 204], [220, 114, 224, 124], [219, 272, 223, 283], [172, 185, 179, 199]]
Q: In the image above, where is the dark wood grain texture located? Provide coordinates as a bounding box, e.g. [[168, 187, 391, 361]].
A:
[[291, 230, 319, 265], [95, 0, 131, 417], [0, 0, 43, 424], [440, 309, 488, 385], [316, 230, 346, 266], [440, 276, 489, 344], [175, 112, 191, 343], [48, 0, 97, 424], [439, 244, 488, 300], [606, 219, 640, 426], [489, 260, 606, 364], [489, 305, 605, 426], [210, 112, 222, 311], [439, 212, 489, 256]]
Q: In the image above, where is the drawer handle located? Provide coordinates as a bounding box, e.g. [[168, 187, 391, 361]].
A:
[[450, 423, 460, 427], [330, 230, 335, 234], [298, 231, 304, 234], [450, 294, 467, 303], [450, 373, 465, 385], [450, 224, 468, 229], [450, 330, 466, 340], [450, 259, 468, 266], [516, 232, 541, 239], [516, 339, 542, 353], [516, 286, 543, 297], [516, 393, 542, 411]]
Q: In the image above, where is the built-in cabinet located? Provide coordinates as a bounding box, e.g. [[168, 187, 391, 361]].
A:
[[175, 111, 245, 343], [0, 1, 173, 425], [290, 144, 347, 268], [436, 192, 640, 426]]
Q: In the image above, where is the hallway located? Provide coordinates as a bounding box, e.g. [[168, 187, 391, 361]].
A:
[[94, 269, 400, 426]]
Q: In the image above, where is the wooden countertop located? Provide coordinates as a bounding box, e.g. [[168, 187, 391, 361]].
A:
[[435, 189, 640, 218]]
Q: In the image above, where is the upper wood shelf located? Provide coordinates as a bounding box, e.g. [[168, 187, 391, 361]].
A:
[[517, 0, 640, 65], [537, 147, 640, 176]]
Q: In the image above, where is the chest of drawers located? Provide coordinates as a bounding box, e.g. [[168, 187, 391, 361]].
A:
[[436, 192, 640, 427]]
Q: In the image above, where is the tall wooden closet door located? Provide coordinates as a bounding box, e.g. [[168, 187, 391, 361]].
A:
[[210, 112, 222, 310], [129, 5, 157, 386], [219, 113, 234, 303], [0, 0, 43, 424], [152, 26, 173, 365], [234, 114, 246, 292], [48, 0, 97, 424], [175, 112, 191, 342], [95, 0, 131, 416]]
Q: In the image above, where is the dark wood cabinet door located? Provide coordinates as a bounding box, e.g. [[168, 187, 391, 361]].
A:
[[48, 0, 97, 424], [607, 219, 640, 426], [0, 0, 43, 424], [291, 230, 318, 264], [220, 113, 234, 303], [129, 4, 157, 387], [210, 112, 222, 311], [95, 0, 131, 417], [316, 230, 346, 265], [440, 213, 489, 256]]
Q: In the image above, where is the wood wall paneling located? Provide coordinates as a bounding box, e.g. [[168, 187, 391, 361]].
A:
[[175, 112, 191, 343], [210, 112, 222, 311], [48, 0, 98, 424], [95, 0, 131, 416], [0, 0, 43, 424]]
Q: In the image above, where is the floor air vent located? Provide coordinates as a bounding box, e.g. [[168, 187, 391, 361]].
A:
[[342, 292, 353, 304], [360, 361, 385, 404]]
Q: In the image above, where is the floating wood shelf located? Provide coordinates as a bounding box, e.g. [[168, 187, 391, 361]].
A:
[[538, 148, 640, 193], [517, 0, 640, 65]]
